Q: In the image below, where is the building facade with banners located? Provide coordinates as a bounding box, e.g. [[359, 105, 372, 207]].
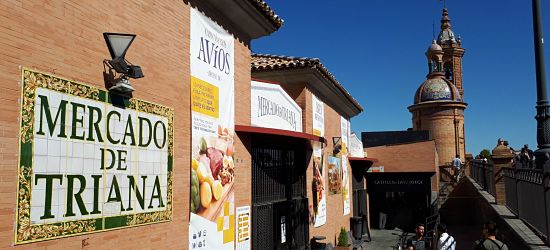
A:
[[0, 0, 282, 249], [0, 1, 374, 249]]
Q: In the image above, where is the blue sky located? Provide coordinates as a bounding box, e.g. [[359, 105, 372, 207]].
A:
[[252, 0, 550, 156]]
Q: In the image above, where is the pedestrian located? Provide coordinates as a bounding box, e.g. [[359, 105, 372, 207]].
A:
[[436, 223, 456, 250], [452, 155, 462, 181], [406, 223, 431, 250], [473, 221, 508, 250]]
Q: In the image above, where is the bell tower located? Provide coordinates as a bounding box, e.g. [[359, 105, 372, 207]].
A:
[[437, 8, 466, 98]]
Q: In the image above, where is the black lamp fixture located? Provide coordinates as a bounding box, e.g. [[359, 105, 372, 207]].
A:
[[332, 137, 342, 155], [103, 32, 144, 93]]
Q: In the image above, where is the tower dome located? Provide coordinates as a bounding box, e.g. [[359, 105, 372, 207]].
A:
[[414, 77, 462, 104]]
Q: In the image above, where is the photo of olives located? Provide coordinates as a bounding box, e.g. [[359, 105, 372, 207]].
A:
[[190, 125, 235, 219]]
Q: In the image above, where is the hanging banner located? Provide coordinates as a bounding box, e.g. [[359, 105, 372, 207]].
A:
[[190, 8, 235, 250], [342, 155, 351, 215], [327, 156, 342, 195], [251, 80, 302, 132], [312, 95, 324, 137], [340, 117, 349, 155], [236, 206, 251, 250], [15, 69, 174, 244], [312, 142, 326, 227]]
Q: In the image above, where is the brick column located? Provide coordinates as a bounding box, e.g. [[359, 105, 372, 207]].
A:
[[491, 145, 514, 205]]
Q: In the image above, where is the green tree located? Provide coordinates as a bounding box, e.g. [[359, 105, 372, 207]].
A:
[[479, 149, 491, 159]]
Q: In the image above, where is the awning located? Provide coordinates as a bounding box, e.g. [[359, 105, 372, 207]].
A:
[[235, 125, 326, 143], [348, 157, 378, 173]]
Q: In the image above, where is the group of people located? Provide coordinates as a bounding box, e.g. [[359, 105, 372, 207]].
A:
[[404, 221, 508, 250]]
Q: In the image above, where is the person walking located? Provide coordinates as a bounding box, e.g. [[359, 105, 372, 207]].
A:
[[473, 221, 508, 250], [406, 223, 431, 250], [436, 223, 455, 250], [452, 155, 462, 181]]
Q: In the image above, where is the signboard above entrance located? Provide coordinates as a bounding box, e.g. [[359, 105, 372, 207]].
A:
[[366, 172, 433, 193], [251, 80, 303, 133]]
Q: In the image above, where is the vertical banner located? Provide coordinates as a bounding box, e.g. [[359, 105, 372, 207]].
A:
[[190, 8, 235, 250], [236, 206, 251, 250], [312, 142, 326, 227], [312, 95, 324, 137], [327, 156, 342, 194], [340, 117, 349, 154], [342, 155, 351, 215]]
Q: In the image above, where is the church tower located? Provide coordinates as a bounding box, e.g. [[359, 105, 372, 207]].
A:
[[408, 8, 467, 165]]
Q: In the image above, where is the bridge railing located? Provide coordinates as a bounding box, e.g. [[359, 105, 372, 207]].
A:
[[469, 160, 496, 197], [470, 160, 550, 243]]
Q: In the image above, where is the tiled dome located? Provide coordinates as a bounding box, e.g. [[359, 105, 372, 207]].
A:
[[414, 78, 461, 104]]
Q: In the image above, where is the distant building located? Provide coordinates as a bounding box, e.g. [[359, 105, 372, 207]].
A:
[[408, 8, 468, 165]]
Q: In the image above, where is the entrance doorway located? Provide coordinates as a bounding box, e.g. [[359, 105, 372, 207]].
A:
[[251, 135, 309, 250], [366, 172, 433, 232]]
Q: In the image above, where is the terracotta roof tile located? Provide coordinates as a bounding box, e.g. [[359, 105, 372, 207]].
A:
[[248, 0, 283, 28], [251, 54, 363, 112]]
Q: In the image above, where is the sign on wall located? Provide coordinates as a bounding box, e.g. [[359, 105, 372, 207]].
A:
[[327, 156, 342, 195], [251, 80, 302, 132], [312, 95, 324, 137], [16, 69, 174, 244], [342, 156, 351, 215], [312, 142, 326, 227], [190, 8, 235, 250], [340, 117, 350, 155], [236, 206, 251, 250]]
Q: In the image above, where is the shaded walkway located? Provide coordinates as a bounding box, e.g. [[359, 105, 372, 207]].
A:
[[361, 228, 408, 249]]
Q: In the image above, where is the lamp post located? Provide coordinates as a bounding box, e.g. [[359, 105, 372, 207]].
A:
[[532, 0, 550, 172]]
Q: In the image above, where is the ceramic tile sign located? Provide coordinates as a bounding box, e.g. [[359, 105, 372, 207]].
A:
[[15, 69, 174, 244], [312, 95, 324, 137], [190, 7, 235, 250], [327, 156, 342, 195], [312, 142, 327, 227], [251, 80, 302, 132], [342, 155, 351, 215], [235, 206, 251, 250]]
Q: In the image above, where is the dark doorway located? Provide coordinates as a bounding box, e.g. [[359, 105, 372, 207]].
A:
[[251, 134, 309, 250], [366, 172, 433, 232]]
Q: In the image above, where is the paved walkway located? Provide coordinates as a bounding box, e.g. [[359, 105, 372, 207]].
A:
[[357, 228, 408, 250]]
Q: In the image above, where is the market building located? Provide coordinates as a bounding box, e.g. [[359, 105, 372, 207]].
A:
[[0, 1, 371, 249], [250, 54, 375, 248]]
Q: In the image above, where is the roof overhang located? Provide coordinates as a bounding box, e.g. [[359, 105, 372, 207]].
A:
[[252, 68, 363, 118], [192, 0, 282, 40], [235, 125, 326, 143]]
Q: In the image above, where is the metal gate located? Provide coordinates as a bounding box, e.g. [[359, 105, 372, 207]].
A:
[[251, 137, 309, 250]]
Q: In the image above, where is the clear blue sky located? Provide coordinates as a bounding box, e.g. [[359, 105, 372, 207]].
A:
[[252, 0, 550, 156]]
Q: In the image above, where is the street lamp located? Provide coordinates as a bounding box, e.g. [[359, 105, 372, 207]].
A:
[[103, 32, 144, 93], [532, 0, 550, 171]]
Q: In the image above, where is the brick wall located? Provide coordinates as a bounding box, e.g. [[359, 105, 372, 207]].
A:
[[366, 140, 439, 191], [0, 1, 253, 248]]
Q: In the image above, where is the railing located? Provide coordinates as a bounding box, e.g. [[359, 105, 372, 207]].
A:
[[469, 160, 496, 196], [470, 159, 550, 244], [502, 166, 549, 241]]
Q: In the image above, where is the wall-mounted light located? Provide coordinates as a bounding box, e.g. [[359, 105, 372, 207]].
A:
[[332, 137, 342, 155], [103, 32, 143, 93]]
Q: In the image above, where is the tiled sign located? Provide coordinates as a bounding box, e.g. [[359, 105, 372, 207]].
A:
[[15, 69, 174, 244]]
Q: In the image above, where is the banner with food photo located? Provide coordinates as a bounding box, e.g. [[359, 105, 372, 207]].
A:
[[312, 94, 324, 137], [312, 142, 326, 227], [342, 155, 351, 215], [327, 156, 342, 195], [340, 116, 349, 155], [189, 8, 235, 250]]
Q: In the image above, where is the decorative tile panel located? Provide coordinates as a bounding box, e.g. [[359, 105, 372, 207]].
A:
[[16, 68, 174, 244]]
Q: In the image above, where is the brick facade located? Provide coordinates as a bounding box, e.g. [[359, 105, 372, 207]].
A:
[[0, 1, 256, 249]]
